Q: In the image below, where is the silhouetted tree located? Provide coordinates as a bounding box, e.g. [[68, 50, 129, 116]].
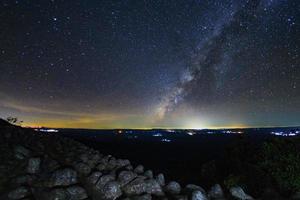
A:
[[6, 117, 23, 125]]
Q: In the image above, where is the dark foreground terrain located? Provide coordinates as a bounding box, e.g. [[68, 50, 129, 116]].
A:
[[1, 119, 300, 199]]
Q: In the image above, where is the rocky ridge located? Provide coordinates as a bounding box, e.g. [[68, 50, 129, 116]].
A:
[[0, 120, 253, 200]]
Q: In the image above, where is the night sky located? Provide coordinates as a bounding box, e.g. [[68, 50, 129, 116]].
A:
[[0, 0, 299, 129]]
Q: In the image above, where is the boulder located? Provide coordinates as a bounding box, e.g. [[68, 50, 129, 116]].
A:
[[144, 170, 154, 179], [185, 184, 206, 194], [123, 177, 147, 196], [106, 157, 117, 170], [27, 157, 41, 174], [155, 173, 165, 186], [47, 188, 68, 200], [125, 165, 134, 171], [208, 184, 224, 199], [66, 185, 88, 200], [87, 171, 102, 185], [74, 162, 91, 176], [116, 159, 130, 168], [96, 174, 115, 189], [190, 190, 208, 200], [14, 145, 31, 160], [78, 153, 89, 163], [230, 186, 253, 200], [11, 175, 34, 185], [145, 179, 164, 196], [132, 194, 152, 200], [118, 170, 137, 186], [8, 186, 31, 199], [49, 168, 78, 187], [100, 181, 122, 200], [174, 195, 188, 200], [165, 181, 181, 194], [43, 157, 60, 172], [134, 165, 144, 174], [96, 163, 107, 171]]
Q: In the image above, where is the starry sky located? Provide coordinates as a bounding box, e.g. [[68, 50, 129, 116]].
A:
[[0, 0, 299, 129]]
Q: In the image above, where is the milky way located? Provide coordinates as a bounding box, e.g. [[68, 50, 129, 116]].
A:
[[156, 0, 299, 126], [0, 0, 299, 128]]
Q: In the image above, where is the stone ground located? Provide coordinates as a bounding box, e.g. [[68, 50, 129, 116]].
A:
[[0, 120, 254, 200]]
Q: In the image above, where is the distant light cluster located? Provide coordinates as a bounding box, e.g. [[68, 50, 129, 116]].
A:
[[270, 130, 300, 137]]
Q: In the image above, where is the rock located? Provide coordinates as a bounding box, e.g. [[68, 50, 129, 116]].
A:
[[11, 175, 34, 185], [116, 159, 130, 168], [66, 186, 88, 200], [107, 157, 117, 170], [123, 177, 147, 196], [185, 184, 206, 194], [48, 188, 68, 200], [100, 181, 122, 200], [134, 165, 144, 174], [8, 186, 30, 199], [87, 171, 102, 185], [49, 168, 78, 187], [190, 190, 208, 200], [208, 184, 224, 199], [165, 181, 181, 194], [43, 157, 60, 172], [118, 170, 137, 186], [145, 179, 164, 196], [14, 145, 31, 159], [155, 173, 165, 186], [174, 195, 188, 200], [132, 194, 152, 200], [74, 162, 91, 176], [79, 153, 89, 163], [230, 187, 253, 200], [125, 165, 133, 171], [96, 163, 107, 171], [27, 157, 41, 174], [144, 170, 153, 179], [96, 174, 115, 189]]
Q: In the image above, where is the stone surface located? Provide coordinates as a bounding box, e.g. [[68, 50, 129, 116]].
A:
[[87, 171, 102, 185], [185, 184, 206, 194], [100, 181, 122, 200], [123, 177, 147, 196], [230, 186, 254, 200], [8, 186, 31, 199], [14, 145, 31, 160], [132, 194, 152, 200], [0, 123, 259, 200], [27, 157, 41, 174], [208, 184, 224, 199], [66, 185, 88, 200], [145, 179, 164, 196], [43, 157, 60, 172], [96, 174, 115, 189], [174, 195, 188, 200], [47, 188, 68, 200], [96, 163, 107, 171], [11, 175, 33, 185], [49, 168, 78, 187], [155, 173, 165, 186], [144, 170, 153, 179], [116, 159, 130, 168], [190, 190, 208, 200], [118, 170, 137, 186], [165, 181, 181, 194], [74, 162, 91, 176], [134, 165, 144, 174]]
